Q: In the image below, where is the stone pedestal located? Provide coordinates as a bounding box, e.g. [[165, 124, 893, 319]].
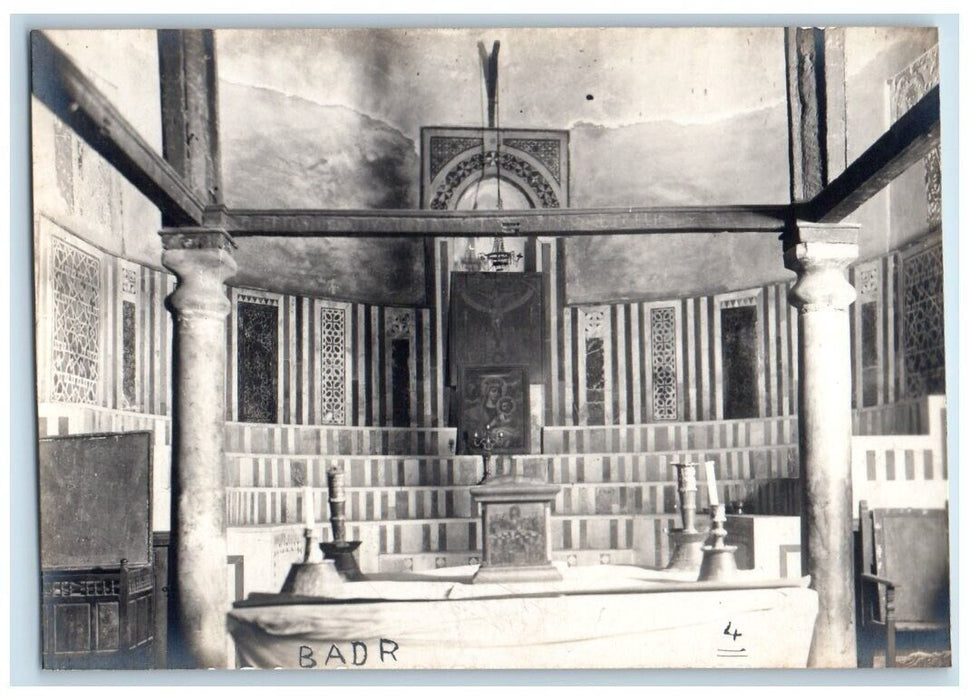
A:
[[785, 221, 859, 668], [470, 473, 562, 583], [161, 228, 236, 669]]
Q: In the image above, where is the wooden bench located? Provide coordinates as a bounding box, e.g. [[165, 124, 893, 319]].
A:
[[857, 500, 950, 667]]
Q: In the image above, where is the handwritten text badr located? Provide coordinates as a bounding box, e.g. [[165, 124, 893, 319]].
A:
[[298, 639, 399, 668]]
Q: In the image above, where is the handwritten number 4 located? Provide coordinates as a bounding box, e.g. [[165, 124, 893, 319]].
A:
[[723, 622, 742, 640]]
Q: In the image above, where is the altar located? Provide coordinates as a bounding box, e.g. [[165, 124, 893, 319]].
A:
[[227, 565, 818, 669]]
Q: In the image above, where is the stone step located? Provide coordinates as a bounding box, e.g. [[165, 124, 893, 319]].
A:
[[375, 548, 641, 574], [224, 422, 457, 456], [225, 446, 798, 488], [542, 416, 799, 454], [228, 497, 798, 562], [227, 478, 798, 522]]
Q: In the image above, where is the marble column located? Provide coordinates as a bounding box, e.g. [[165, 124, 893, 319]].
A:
[[784, 221, 859, 668], [161, 228, 237, 668]]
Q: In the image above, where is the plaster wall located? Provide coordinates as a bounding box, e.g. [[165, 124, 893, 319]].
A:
[[37, 30, 164, 268]]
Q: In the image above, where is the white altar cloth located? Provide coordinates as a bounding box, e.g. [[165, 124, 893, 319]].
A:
[[227, 565, 818, 669]]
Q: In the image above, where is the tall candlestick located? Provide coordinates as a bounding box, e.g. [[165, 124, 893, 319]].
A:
[[704, 460, 719, 507], [321, 466, 364, 580], [327, 468, 347, 544], [673, 463, 699, 534]]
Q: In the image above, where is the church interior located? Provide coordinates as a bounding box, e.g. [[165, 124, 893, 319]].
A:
[[28, 26, 949, 670]]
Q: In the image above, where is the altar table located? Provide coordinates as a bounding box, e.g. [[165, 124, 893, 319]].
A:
[[227, 565, 818, 669]]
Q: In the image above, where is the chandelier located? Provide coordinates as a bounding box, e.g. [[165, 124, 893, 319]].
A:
[[481, 220, 522, 272]]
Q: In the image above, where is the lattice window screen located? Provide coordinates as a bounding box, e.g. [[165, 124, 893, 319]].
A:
[[649, 306, 678, 421], [320, 306, 347, 425], [902, 245, 945, 397], [50, 237, 101, 404]]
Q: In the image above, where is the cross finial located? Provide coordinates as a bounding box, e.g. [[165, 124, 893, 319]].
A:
[[478, 40, 500, 128]]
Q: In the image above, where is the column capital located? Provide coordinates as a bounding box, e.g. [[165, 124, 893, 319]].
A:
[[784, 221, 860, 313], [161, 227, 237, 320], [160, 226, 236, 253]]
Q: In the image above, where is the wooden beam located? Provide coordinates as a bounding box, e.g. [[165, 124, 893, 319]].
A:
[[158, 30, 224, 216], [30, 30, 205, 226], [218, 205, 791, 237], [824, 28, 848, 182], [785, 27, 829, 203], [802, 85, 940, 223]]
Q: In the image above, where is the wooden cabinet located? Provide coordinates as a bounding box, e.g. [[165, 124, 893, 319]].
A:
[[42, 563, 153, 669]]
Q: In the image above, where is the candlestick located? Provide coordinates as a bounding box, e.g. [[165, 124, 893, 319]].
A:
[[326, 467, 347, 544], [666, 463, 707, 570], [321, 466, 364, 581], [674, 463, 699, 534], [697, 503, 738, 581]]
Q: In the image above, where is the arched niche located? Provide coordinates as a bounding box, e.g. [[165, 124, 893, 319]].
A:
[[420, 127, 568, 210]]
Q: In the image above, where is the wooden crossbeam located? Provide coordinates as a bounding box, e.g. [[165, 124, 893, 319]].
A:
[[220, 205, 790, 237], [802, 86, 941, 223], [30, 31, 205, 226]]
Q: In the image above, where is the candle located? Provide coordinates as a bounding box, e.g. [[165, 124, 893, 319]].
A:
[[704, 461, 720, 507], [304, 486, 315, 529]]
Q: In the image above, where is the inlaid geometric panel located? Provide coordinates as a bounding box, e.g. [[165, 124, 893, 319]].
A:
[[856, 265, 880, 300], [583, 307, 607, 339], [319, 306, 347, 425], [50, 237, 101, 404], [925, 146, 942, 227], [386, 309, 413, 339], [503, 138, 562, 183], [237, 299, 279, 423], [429, 151, 560, 210], [902, 244, 945, 397], [121, 300, 137, 409], [422, 127, 568, 211], [890, 45, 939, 119], [428, 136, 482, 179], [650, 306, 678, 421]]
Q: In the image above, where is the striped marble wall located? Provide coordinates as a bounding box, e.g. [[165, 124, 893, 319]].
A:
[[558, 282, 798, 427], [555, 233, 944, 429], [225, 289, 437, 428], [37, 215, 944, 435], [850, 395, 948, 514], [34, 216, 444, 430]]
